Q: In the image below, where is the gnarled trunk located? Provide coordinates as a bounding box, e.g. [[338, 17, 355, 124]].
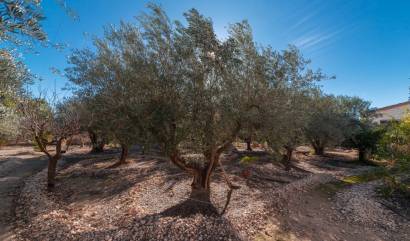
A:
[[190, 169, 211, 202], [189, 152, 220, 203]]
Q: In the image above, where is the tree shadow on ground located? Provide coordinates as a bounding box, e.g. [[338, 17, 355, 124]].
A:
[[53, 150, 186, 206], [300, 151, 376, 171], [0, 156, 47, 178], [42, 195, 244, 241], [123, 198, 244, 241], [156, 197, 220, 218]]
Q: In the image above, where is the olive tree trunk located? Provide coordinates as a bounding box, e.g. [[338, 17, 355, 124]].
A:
[[89, 130, 105, 153], [245, 137, 252, 151], [170, 152, 221, 203], [47, 157, 59, 188], [358, 148, 368, 162], [119, 144, 129, 164], [190, 168, 211, 202], [33, 137, 64, 189], [311, 140, 324, 155], [283, 146, 293, 171], [109, 144, 129, 168]]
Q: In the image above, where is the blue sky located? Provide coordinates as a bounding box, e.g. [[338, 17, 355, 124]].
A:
[[24, 0, 410, 108]]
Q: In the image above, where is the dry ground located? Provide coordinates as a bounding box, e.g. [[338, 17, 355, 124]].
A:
[[0, 146, 409, 241], [0, 146, 46, 241]]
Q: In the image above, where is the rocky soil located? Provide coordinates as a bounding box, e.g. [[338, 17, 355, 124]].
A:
[[14, 150, 306, 241], [336, 181, 409, 240], [4, 146, 409, 241]]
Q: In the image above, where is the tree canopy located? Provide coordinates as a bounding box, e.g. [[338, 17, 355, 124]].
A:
[[66, 4, 331, 198]]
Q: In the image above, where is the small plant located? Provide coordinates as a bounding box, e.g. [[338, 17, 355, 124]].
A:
[[342, 167, 388, 184], [239, 156, 259, 178], [239, 155, 259, 165]]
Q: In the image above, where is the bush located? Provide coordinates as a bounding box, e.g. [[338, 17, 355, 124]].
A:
[[376, 115, 410, 159], [378, 175, 410, 199]]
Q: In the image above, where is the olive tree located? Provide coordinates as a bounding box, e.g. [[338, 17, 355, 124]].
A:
[[139, 7, 329, 198], [67, 96, 108, 152], [260, 47, 325, 168], [0, 50, 32, 144], [0, 0, 46, 45], [340, 96, 383, 162], [304, 93, 350, 155], [139, 7, 247, 200], [67, 20, 153, 165], [67, 6, 253, 200], [66, 4, 332, 203], [19, 98, 79, 188], [0, 0, 77, 49]]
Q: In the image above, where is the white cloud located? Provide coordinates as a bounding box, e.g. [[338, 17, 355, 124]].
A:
[[292, 29, 343, 50]]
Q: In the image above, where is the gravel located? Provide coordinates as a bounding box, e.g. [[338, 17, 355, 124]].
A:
[[335, 181, 410, 241], [14, 152, 307, 241], [13, 149, 410, 241]]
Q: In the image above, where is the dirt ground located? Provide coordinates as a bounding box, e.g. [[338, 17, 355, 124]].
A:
[[1, 146, 409, 241], [0, 146, 46, 241]]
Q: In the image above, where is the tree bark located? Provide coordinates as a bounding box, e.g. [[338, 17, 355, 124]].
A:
[[245, 137, 252, 151], [47, 157, 58, 188], [312, 141, 324, 155], [47, 138, 63, 189], [284, 147, 293, 171], [316, 146, 324, 155], [119, 144, 128, 164], [109, 144, 128, 168], [358, 148, 367, 162], [190, 168, 211, 202], [89, 130, 104, 153]]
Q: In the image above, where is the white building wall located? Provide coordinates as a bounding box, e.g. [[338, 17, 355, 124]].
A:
[[374, 103, 410, 123]]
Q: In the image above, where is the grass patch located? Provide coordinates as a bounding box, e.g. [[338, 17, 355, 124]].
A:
[[317, 168, 390, 196], [342, 167, 388, 184], [239, 156, 259, 165]]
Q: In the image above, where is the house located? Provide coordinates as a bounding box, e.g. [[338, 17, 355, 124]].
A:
[[374, 101, 410, 124]]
